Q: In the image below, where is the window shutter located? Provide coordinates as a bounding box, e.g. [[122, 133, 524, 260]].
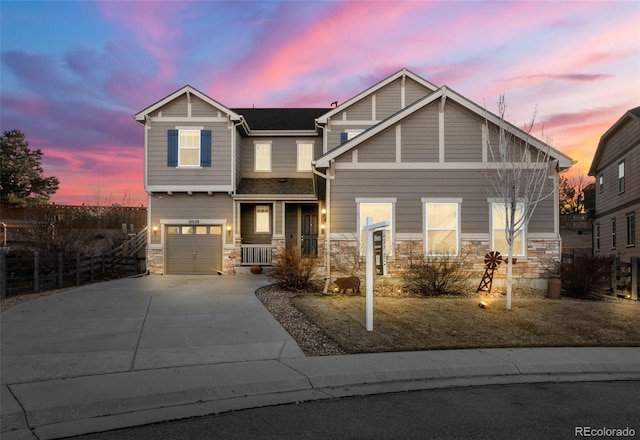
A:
[[200, 130, 212, 167], [340, 132, 348, 144], [167, 129, 178, 167]]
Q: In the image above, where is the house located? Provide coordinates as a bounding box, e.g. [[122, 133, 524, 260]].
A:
[[588, 107, 640, 263], [134, 68, 574, 288]]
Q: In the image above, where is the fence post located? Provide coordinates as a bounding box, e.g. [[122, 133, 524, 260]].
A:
[[610, 254, 617, 297], [631, 257, 638, 301], [58, 253, 64, 288], [0, 248, 7, 299], [76, 255, 81, 286], [34, 251, 40, 293]]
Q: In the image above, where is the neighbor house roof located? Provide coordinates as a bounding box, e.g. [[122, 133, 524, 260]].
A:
[[588, 106, 640, 176]]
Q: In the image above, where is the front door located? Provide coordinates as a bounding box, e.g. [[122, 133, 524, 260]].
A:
[[301, 205, 318, 257]]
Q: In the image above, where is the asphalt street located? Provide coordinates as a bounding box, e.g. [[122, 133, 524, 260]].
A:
[[72, 380, 639, 440]]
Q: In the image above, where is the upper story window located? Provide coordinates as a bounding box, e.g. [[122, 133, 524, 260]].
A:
[[357, 199, 395, 256], [341, 130, 364, 144], [167, 128, 211, 168], [423, 200, 461, 255], [491, 202, 525, 257], [598, 175, 604, 193], [297, 142, 314, 172], [255, 142, 271, 172], [618, 161, 625, 194], [179, 130, 201, 166]]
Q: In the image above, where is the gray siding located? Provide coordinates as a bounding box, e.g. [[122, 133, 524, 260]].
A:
[[401, 103, 439, 162], [148, 193, 233, 245], [241, 137, 320, 178], [147, 120, 232, 186], [594, 118, 640, 215], [241, 203, 273, 244], [329, 169, 555, 235], [191, 96, 218, 117], [444, 103, 483, 162], [405, 80, 432, 104], [156, 95, 188, 117], [376, 80, 402, 120], [357, 127, 396, 162]]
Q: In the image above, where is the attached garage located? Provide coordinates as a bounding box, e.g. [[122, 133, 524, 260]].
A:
[[165, 225, 223, 274]]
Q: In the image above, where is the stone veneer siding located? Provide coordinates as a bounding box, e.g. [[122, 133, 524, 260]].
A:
[[328, 237, 560, 290]]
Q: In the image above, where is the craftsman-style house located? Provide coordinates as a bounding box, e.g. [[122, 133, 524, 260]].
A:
[[134, 68, 574, 288]]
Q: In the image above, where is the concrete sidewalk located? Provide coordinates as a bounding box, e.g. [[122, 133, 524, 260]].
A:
[[2, 276, 639, 440]]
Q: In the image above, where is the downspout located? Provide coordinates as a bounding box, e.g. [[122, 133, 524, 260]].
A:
[[230, 117, 245, 247], [312, 163, 334, 294]]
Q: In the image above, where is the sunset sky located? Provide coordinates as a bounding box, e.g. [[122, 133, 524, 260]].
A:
[[2, 0, 639, 206]]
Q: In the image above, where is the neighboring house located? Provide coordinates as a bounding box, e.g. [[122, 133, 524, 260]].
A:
[[134, 68, 574, 288], [588, 107, 640, 262]]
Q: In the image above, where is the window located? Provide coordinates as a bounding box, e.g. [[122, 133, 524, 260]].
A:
[[627, 213, 636, 247], [423, 201, 460, 255], [255, 205, 270, 233], [618, 161, 625, 193], [598, 175, 604, 193], [167, 129, 211, 167], [255, 142, 271, 172], [179, 130, 200, 166], [612, 218, 617, 249], [358, 200, 394, 256], [341, 130, 364, 143], [297, 142, 313, 172], [491, 202, 525, 256], [595, 223, 600, 252]]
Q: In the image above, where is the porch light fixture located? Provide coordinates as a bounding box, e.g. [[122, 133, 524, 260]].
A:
[[321, 207, 327, 215], [152, 225, 159, 235]]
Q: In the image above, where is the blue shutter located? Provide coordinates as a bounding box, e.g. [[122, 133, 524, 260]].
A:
[[340, 132, 348, 144], [200, 130, 212, 167], [167, 130, 178, 167]]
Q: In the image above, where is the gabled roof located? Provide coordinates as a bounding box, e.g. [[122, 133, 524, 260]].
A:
[[314, 85, 575, 171], [588, 106, 640, 176], [134, 85, 242, 123], [315, 68, 438, 124], [231, 108, 330, 131]]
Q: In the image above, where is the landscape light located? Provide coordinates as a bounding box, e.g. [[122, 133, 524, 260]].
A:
[[478, 302, 487, 309]]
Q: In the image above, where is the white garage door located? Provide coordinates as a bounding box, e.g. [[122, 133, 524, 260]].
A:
[[165, 225, 222, 274]]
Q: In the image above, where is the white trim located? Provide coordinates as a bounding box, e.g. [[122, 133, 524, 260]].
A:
[[421, 197, 463, 203], [439, 108, 445, 163], [395, 125, 401, 163], [329, 120, 379, 126], [296, 141, 314, 172], [334, 162, 552, 170], [355, 197, 397, 203], [371, 94, 376, 120], [150, 117, 229, 123], [147, 185, 233, 192]]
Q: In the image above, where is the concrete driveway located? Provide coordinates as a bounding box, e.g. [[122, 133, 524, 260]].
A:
[[1, 274, 304, 385]]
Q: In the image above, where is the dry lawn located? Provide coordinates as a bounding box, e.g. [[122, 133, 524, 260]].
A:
[[291, 295, 640, 353]]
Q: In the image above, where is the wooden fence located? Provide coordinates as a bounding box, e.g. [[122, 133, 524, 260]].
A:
[[0, 227, 147, 298]]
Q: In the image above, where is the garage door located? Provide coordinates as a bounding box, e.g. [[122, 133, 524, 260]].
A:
[[165, 225, 222, 274]]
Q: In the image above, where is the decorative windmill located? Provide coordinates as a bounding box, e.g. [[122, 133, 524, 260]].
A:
[[476, 251, 503, 293]]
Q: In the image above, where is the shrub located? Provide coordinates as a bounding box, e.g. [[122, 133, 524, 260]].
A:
[[270, 247, 319, 291], [402, 250, 471, 296], [557, 254, 610, 299]]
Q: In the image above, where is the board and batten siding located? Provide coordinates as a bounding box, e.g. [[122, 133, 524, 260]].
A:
[[444, 102, 483, 162], [329, 169, 555, 235], [147, 120, 232, 186], [401, 104, 439, 162], [148, 193, 233, 245]]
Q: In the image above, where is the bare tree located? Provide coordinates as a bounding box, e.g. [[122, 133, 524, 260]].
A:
[[559, 173, 593, 214], [484, 95, 557, 310]]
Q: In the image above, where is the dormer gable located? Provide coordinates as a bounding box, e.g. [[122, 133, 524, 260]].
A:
[[134, 85, 243, 123]]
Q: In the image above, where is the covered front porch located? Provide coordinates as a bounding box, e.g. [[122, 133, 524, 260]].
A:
[[232, 177, 324, 267]]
